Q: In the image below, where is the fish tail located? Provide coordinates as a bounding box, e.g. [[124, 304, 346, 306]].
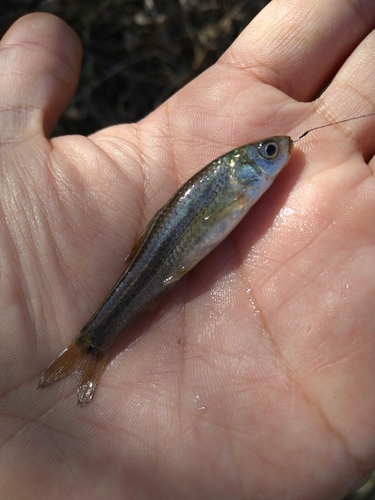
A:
[[38, 338, 108, 406]]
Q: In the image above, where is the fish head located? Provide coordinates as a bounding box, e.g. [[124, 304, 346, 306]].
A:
[[245, 135, 293, 178], [229, 135, 293, 193]]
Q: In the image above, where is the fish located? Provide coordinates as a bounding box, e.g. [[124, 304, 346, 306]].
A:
[[38, 135, 293, 405]]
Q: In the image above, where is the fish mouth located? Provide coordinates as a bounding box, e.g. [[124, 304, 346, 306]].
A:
[[288, 136, 294, 154]]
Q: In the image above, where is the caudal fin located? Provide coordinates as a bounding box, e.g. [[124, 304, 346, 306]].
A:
[[38, 339, 107, 406]]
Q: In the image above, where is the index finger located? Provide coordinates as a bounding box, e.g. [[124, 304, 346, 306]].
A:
[[223, 0, 375, 102]]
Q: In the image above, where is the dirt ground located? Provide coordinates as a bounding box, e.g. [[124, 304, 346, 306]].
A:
[[0, 0, 269, 136]]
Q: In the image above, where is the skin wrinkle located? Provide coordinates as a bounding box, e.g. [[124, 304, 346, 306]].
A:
[[0, 104, 44, 117], [109, 423, 157, 456], [177, 278, 190, 437], [46, 159, 83, 255], [235, 235, 361, 479], [133, 121, 150, 231], [0, 261, 32, 372], [15, 155, 73, 337], [0, 383, 68, 439], [315, 347, 362, 381], [318, 89, 375, 146], [189, 413, 252, 441], [260, 286, 365, 480], [38, 414, 82, 444], [2, 191, 43, 339], [82, 146, 138, 216], [251, 184, 366, 294], [72, 137, 144, 265], [84, 416, 154, 455], [259, 249, 338, 321], [255, 293, 359, 478], [186, 347, 225, 377], [158, 109, 189, 203], [210, 384, 262, 415], [222, 425, 244, 497], [1, 34, 80, 93], [88, 138, 140, 217], [161, 411, 181, 451], [77, 148, 141, 248], [163, 100, 181, 188], [142, 156, 164, 225], [231, 58, 292, 101], [0, 416, 42, 452], [226, 1, 372, 105], [0, 422, 27, 451], [0, 379, 30, 412], [0, 108, 44, 144], [79, 414, 116, 440], [211, 344, 255, 366]]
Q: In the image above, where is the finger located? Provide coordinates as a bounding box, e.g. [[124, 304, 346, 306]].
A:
[[0, 13, 82, 139], [316, 29, 375, 160], [133, 0, 375, 187], [222, 0, 375, 102]]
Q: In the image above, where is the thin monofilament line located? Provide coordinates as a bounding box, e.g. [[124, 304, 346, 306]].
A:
[[293, 112, 375, 142]]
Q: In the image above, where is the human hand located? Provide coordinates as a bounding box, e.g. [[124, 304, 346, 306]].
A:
[[0, 1, 374, 499]]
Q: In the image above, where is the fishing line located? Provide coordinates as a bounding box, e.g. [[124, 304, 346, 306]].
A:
[[293, 112, 375, 142]]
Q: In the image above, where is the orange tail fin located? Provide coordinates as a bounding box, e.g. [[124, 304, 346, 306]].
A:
[[38, 339, 108, 406]]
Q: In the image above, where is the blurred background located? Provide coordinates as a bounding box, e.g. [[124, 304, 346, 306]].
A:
[[0, 0, 269, 136], [0, 1, 374, 499]]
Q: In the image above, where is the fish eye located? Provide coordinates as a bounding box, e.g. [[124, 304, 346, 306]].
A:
[[258, 141, 279, 159]]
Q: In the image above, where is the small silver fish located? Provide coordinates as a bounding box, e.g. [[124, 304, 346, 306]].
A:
[[39, 135, 293, 405]]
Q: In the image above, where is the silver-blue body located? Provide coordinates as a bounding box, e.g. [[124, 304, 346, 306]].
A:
[[78, 136, 293, 352], [39, 135, 293, 405]]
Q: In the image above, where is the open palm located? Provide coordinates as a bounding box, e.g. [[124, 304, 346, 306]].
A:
[[1, 1, 374, 499]]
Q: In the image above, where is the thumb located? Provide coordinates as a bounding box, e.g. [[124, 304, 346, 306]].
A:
[[0, 13, 82, 139]]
